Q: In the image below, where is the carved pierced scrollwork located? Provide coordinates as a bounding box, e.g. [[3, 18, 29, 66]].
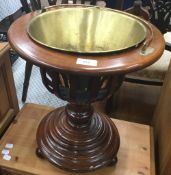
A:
[[40, 68, 124, 104]]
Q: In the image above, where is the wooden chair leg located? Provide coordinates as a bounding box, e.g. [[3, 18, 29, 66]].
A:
[[105, 91, 120, 114], [22, 61, 33, 102], [105, 95, 114, 114]]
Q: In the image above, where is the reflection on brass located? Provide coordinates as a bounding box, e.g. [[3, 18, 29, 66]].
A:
[[140, 47, 155, 56], [27, 6, 147, 54]]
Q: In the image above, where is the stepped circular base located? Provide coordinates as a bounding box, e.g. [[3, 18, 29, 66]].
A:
[[36, 107, 120, 172]]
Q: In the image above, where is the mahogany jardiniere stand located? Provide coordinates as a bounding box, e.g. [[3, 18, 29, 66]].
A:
[[8, 5, 164, 173]]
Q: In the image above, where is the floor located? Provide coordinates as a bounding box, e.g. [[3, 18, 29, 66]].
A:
[[12, 58, 161, 126]]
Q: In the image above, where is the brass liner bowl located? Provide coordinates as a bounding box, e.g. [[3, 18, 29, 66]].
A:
[[27, 6, 147, 54]]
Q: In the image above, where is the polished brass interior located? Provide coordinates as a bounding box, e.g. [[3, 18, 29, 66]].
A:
[[27, 6, 147, 54]]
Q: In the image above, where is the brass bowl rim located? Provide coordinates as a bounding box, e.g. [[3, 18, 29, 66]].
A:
[[27, 5, 148, 54]]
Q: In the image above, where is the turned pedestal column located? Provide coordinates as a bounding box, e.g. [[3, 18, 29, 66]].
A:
[[36, 70, 123, 171]]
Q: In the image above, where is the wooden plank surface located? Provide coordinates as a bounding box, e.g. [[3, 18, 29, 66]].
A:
[[0, 103, 152, 175]]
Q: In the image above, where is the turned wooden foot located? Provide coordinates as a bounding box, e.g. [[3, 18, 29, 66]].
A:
[[36, 148, 44, 159], [108, 157, 118, 166]]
